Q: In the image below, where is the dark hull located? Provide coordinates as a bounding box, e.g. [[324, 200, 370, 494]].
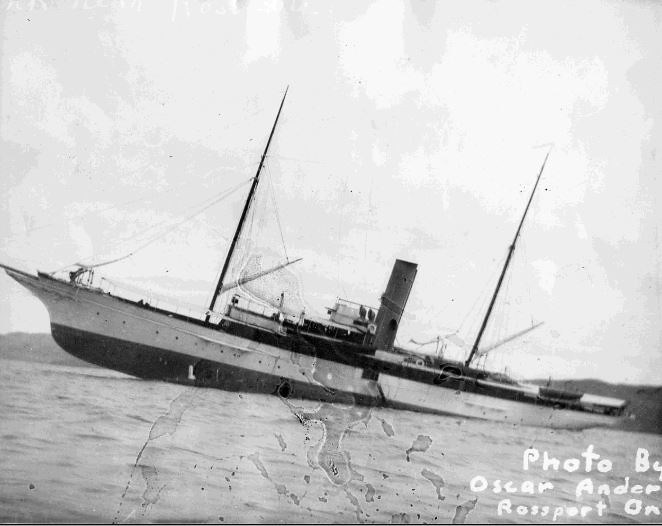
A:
[[51, 323, 379, 407], [3, 264, 626, 429]]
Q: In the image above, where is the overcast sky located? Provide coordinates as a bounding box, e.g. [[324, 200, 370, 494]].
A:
[[1, 0, 660, 384]]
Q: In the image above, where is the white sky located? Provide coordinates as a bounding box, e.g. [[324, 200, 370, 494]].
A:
[[1, 0, 660, 384]]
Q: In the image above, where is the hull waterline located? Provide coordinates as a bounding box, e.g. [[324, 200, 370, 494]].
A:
[[4, 266, 624, 430]]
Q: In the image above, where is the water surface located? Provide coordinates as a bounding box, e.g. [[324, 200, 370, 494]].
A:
[[1, 358, 660, 523]]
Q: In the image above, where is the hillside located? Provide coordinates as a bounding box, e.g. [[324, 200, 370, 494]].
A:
[[0, 332, 659, 435]]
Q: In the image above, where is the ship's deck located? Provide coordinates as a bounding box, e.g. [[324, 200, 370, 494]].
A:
[[4, 267, 626, 418]]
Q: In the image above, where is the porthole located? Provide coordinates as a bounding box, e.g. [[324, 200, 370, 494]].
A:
[[278, 381, 291, 399]]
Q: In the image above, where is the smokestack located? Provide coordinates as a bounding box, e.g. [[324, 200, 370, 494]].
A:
[[372, 259, 417, 350]]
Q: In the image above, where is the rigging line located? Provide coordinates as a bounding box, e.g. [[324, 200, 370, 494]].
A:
[[188, 214, 230, 243], [234, 158, 274, 275], [19, 181, 195, 237], [466, 148, 551, 366], [228, 187, 260, 291], [457, 254, 507, 335], [243, 182, 259, 254], [17, 171, 247, 239], [83, 176, 253, 265], [518, 233, 535, 326], [207, 86, 290, 318], [106, 190, 228, 250], [266, 161, 290, 262], [74, 182, 250, 271], [51, 178, 252, 273], [496, 262, 515, 349], [204, 261, 224, 315], [117, 175, 253, 244], [96, 178, 251, 260], [471, 256, 509, 345], [498, 265, 513, 344]]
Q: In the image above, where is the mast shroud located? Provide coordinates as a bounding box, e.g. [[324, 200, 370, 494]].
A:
[[206, 87, 289, 320], [464, 149, 551, 366]]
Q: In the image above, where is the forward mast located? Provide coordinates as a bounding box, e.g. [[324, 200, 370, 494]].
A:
[[206, 87, 289, 321]]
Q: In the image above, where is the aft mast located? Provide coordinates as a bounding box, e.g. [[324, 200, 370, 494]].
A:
[[464, 149, 551, 366], [206, 87, 289, 321]]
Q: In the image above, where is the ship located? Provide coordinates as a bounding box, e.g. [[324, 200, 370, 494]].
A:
[[1, 88, 627, 429]]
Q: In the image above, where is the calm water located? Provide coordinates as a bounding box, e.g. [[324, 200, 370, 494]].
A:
[[0, 358, 660, 524]]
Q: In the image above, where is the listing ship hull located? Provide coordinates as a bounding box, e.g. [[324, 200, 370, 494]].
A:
[[5, 266, 624, 430]]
